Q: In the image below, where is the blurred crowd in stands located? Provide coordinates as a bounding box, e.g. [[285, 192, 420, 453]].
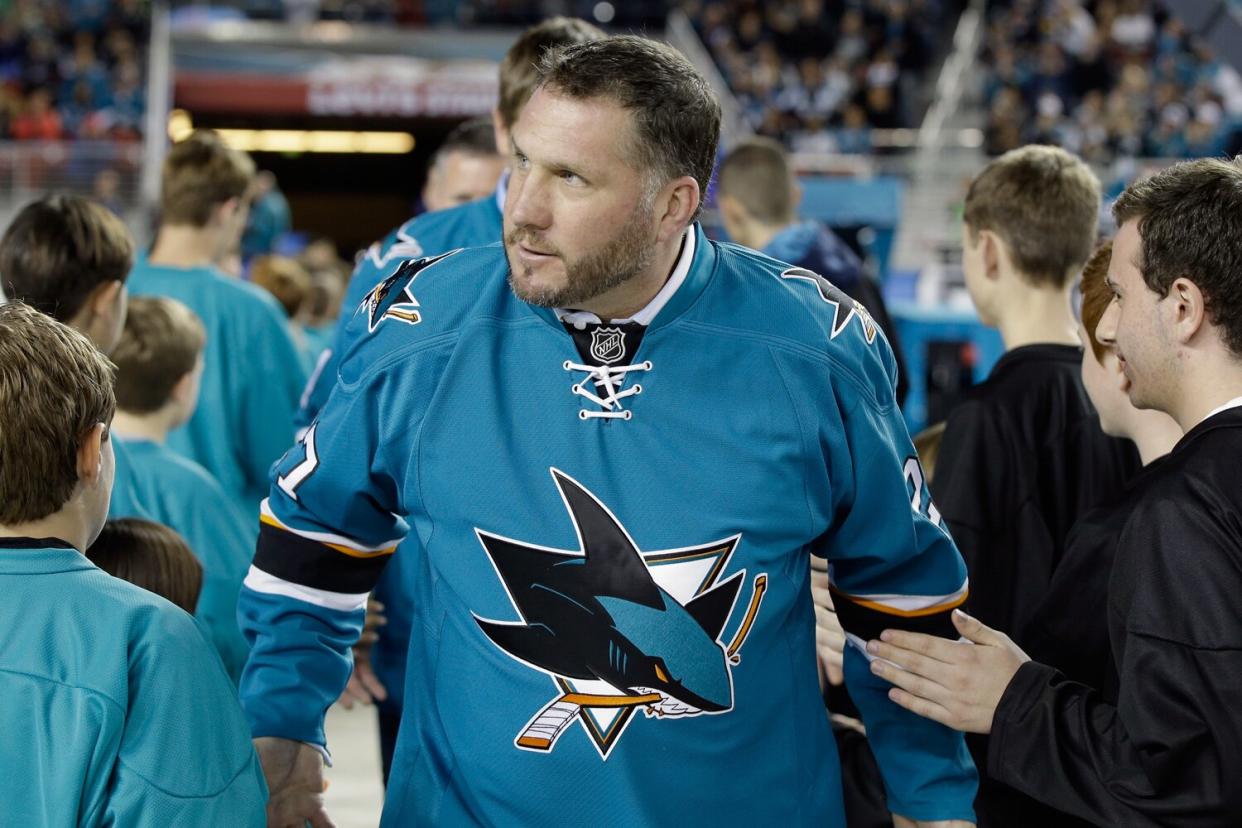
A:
[[0, 0, 149, 141], [685, 0, 951, 153], [981, 0, 1242, 159]]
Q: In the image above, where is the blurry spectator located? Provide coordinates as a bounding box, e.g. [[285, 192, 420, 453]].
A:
[[86, 519, 204, 615], [107, 295, 256, 682], [421, 116, 506, 213], [12, 88, 63, 140], [240, 170, 292, 260], [250, 254, 323, 374], [93, 168, 124, 215], [981, 0, 1235, 160]]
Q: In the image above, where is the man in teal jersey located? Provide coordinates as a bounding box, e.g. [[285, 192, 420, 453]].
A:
[[128, 130, 306, 521], [109, 296, 256, 682], [243, 37, 975, 827], [0, 303, 266, 826], [300, 17, 608, 785]]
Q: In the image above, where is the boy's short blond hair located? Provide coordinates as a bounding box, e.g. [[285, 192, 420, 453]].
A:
[[964, 145, 1101, 289], [111, 296, 206, 414], [0, 303, 115, 523]]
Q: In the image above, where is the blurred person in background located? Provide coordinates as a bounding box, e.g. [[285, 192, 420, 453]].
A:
[[716, 136, 908, 405], [0, 193, 130, 355], [241, 170, 292, 261], [107, 296, 256, 683], [127, 130, 306, 522], [250, 254, 320, 374], [87, 518, 204, 615], [420, 116, 506, 213], [930, 145, 1138, 827], [0, 302, 267, 826]]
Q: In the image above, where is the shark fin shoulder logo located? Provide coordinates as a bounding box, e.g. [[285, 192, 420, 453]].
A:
[[780, 267, 878, 344], [359, 249, 461, 332], [473, 469, 768, 759]]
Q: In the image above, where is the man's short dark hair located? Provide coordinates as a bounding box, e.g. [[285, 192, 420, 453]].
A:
[[1113, 156, 1242, 355], [0, 194, 134, 322], [432, 116, 500, 167], [497, 17, 606, 130], [717, 137, 795, 225], [537, 36, 722, 219], [161, 130, 256, 227], [963, 145, 1101, 289]]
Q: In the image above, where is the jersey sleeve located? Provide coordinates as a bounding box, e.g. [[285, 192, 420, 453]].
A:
[[104, 604, 268, 826], [238, 356, 417, 748], [803, 352, 977, 822]]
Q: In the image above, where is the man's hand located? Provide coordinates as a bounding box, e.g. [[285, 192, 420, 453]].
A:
[[335, 599, 388, 709], [866, 609, 1029, 734], [254, 737, 336, 828], [809, 556, 846, 686]]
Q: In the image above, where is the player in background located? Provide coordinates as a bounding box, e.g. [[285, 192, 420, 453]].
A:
[[241, 36, 975, 827], [0, 303, 267, 826], [870, 156, 1242, 827], [0, 194, 130, 355], [420, 116, 506, 213], [108, 296, 256, 683], [928, 144, 1139, 827], [309, 17, 607, 787], [127, 130, 307, 521], [716, 136, 909, 405]]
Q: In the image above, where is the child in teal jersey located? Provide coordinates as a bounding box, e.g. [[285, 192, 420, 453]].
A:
[[108, 296, 256, 681], [128, 130, 306, 520], [0, 303, 266, 826]]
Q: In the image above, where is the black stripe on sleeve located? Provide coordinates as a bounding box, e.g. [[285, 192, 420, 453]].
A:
[[831, 586, 962, 642], [254, 521, 392, 594]]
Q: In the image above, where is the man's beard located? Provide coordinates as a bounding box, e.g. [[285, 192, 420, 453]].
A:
[[505, 201, 657, 309]]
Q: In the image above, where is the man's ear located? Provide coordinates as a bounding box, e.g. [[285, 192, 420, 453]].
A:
[[90, 279, 124, 319], [1168, 276, 1208, 345], [980, 230, 1003, 283], [214, 196, 242, 226], [76, 423, 107, 486], [654, 175, 701, 244]]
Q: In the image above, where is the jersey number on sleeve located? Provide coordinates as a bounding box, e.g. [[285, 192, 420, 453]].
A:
[[903, 456, 943, 527], [277, 423, 319, 501]]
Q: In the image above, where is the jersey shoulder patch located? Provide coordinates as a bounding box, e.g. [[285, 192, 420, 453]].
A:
[[779, 267, 878, 345], [360, 250, 461, 333]]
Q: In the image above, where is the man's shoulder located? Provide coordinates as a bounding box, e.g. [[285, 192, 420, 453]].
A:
[[699, 240, 898, 404], [338, 244, 510, 385], [367, 198, 502, 270]]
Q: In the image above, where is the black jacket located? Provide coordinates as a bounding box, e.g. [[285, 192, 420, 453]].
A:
[[990, 406, 1242, 827]]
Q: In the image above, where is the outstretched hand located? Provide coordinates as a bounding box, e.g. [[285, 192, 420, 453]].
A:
[[254, 737, 336, 828], [866, 609, 1029, 734]]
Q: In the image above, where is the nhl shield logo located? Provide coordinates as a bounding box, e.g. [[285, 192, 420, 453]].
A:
[[590, 326, 627, 364]]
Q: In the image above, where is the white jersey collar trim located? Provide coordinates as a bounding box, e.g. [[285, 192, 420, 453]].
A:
[[1200, 395, 1242, 426]]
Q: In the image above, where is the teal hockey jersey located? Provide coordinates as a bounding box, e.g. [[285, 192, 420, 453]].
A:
[[241, 225, 976, 825], [127, 259, 307, 519], [0, 539, 266, 825], [110, 435, 255, 682]]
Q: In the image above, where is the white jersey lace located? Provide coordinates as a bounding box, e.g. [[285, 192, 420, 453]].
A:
[[563, 359, 652, 420]]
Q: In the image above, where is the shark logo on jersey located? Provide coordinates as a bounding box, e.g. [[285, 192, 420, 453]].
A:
[[360, 250, 461, 332], [780, 267, 878, 344], [589, 327, 627, 364], [473, 469, 768, 759]]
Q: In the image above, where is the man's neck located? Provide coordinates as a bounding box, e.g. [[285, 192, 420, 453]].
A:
[[577, 230, 687, 321], [993, 279, 1079, 350], [0, 510, 89, 553], [147, 225, 221, 270], [1125, 408, 1183, 466], [111, 409, 173, 444], [1169, 359, 1242, 431]]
